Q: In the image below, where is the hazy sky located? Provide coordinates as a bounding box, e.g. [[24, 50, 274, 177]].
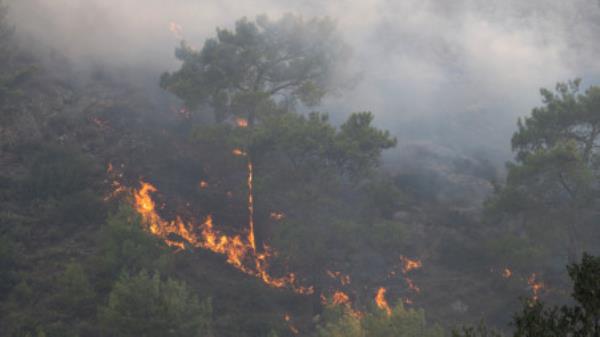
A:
[[8, 0, 600, 157]]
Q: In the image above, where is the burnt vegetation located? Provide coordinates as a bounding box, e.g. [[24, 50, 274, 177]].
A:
[[1, 3, 600, 337]]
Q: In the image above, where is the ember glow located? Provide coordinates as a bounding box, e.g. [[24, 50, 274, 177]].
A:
[[502, 268, 513, 278], [169, 21, 183, 40], [284, 313, 299, 335], [199, 180, 208, 189], [400, 255, 422, 274], [375, 287, 392, 316], [326, 270, 351, 286], [270, 212, 285, 221], [399, 256, 422, 296], [332, 291, 351, 306], [232, 148, 247, 156], [235, 118, 248, 128], [247, 161, 255, 252], [527, 273, 544, 301]]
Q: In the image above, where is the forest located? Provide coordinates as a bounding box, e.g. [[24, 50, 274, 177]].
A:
[[1, 1, 600, 337]]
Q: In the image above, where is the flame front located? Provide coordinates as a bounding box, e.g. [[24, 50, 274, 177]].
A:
[[332, 291, 351, 306], [375, 287, 392, 316], [400, 256, 422, 274], [399, 256, 422, 298], [132, 165, 313, 294]]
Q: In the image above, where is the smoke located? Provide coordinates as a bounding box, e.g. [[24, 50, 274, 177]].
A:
[[7, 0, 600, 159]]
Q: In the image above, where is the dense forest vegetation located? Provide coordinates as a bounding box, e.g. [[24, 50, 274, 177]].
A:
[[1, 2, 599, 337]]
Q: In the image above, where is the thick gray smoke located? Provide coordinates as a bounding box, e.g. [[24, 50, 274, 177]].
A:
[[8, 0, 600, 160]]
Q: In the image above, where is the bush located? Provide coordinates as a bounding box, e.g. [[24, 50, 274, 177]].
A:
[[98, 270, 212, 337]]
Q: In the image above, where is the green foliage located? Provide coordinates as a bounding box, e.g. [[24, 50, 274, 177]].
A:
[[452, 322, 504, 337], [318, 310, 365, 337], [51, 262, 96, 318], [335, 112, 397, 176], [0, 1, 36, 148], [0, 234, 18, 298], [318, 304, 443, 337], [363, 304, 444, 337], [566, 253, 600, 336], [18, 145, 105, 228], [488, 80, 600, 261], [161, 14, 351, 123], [93, 204, 173, 291], [251, 111, 395, 181], [512, 253, 600, 337], [98, 270, 212, 337]]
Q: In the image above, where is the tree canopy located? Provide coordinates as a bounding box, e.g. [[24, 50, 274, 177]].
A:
[[160, 14, 352, 124], [488, 80, 600, 261]]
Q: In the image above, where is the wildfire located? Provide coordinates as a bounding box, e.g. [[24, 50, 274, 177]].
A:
[[177, 106, 191, 119], [399, 256, 422, 294], [104, 163, 126, 201], [199, 180, 208, 189], [502, 268, 513, 278], [247, 161, 256, 252], [131, 167, 313, 294], [270, 212, 285, 221], [326, 270, 351, 286], [321, 290, 363, 318], [527, 273, 544, 301], [235, 118, 248, 128], [400, 255, 422, 273], [232, 148, 247, 156], [332, 291, 351, 306], [284, 313, 299, 335], [405, 278, 420, 293], [169, 21, 183, 40], [375, 287, 392, 316]]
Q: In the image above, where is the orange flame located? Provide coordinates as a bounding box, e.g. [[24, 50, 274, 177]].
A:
[[405, 277, 420, 293], [375, 287, 392, 316], [235, 118, 248, 128], [332, 291, 351, 306], [247, 161, 255, 252], [284, 313, 299, 334], [199, 180, 208, 189], [399, 256, 422, 294], [232, 148, 247, 156], [502, 268, 512, 278], [400, 256, 422, 273], [326, 270, 351, 286], [131, 176, 313, 295], [527, 273, 544, 301]]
